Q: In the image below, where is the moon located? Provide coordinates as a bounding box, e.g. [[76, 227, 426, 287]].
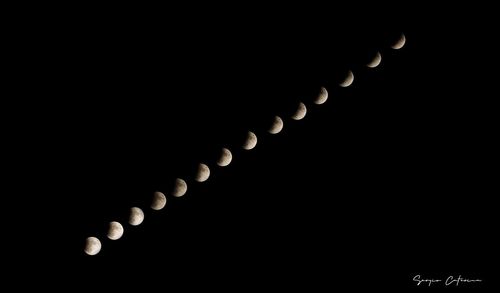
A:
[[107, 221, 124, 240], [339, 70, 354, 87], [367, 52, 382, 68], [268, 116, 284, 134], [129, 207, 144, 226], [151, 191, 167, 210], [217, 148, 232, 167], [84, 237, 101, 256], [243, 131, 257, 150], [392, 33, 406, 49], [292, 102, 307, 120], [314, 87, 328, 105], [172, 178, 187, 197], [195, 163, 210, 182]]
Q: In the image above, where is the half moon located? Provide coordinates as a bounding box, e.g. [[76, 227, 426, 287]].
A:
[[292, 102, 307, 120], [268, 116, 284, 134], [243, 131, 257, 150], [217, 148, 232, 167], [339, 70, 354, 87], [107, 221, 124, 240], [314, 87, 328, 105], [129, 207, 144, 226], [172, 178, 187, 197], [367, 52, 382, 68], [195, 163, 210, 182], [392, 33, 406, 49], [84, 236, 101, 256], [151, 191, 167, 210]]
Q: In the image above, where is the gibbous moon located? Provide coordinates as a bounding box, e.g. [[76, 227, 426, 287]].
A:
[[392, 33, 406, 49], [129, 207, 144, 226], [292, 102, 307, 120], [268, 116, 284, 134], [339, 70, 354, 87], [314, 87, 328, 105], [243, 131, 257, 150], [151, 191, 167, 210], [367, 52, 382, 68], [172, 178, 187, 197], [107, 221, 124, 240], [84, 237, 101, 256], [217, 148, 232, 167], [195, 163, 210, 182]]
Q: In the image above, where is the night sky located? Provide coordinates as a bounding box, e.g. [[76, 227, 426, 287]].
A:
[[7, 7, 495, 290]]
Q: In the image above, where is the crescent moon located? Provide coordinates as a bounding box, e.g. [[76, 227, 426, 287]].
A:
[[268, 116, 284, 134], [129, 207, 144, 226], [314, 87, 328, 105], [107, 221, 124, 240], [292, 102, 307, 120], [392, 33, 406, 49], [339, 70, 354, 87], [84, 236, 101, 256], [151, 191, 167, 210], [172, 178, 187, 197], [195, 163, 210, 182], [367, 52, 382, 68], [217, 148, 232, 167], [243, 131, 257, 150]]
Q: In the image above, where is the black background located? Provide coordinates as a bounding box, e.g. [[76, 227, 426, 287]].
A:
[[5, 5, 496, 290]]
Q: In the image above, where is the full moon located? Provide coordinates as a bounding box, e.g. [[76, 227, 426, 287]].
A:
[[314, 87, 328, 105], [339, 70, 354, 87], [268, 116, 284, 134], [84, 236, 101, 256], [292, 102, 307, 120], [243, 131, 257, 150], [129, 207, 144, 226], [195, 163, 210, 182], [367, 52, 382, 68], [217, 148, 232, 167], [172, 178, 187, 197], [392, 33, 406, 49], [107, 221, 124, 240], [151, 191, 167, 210]]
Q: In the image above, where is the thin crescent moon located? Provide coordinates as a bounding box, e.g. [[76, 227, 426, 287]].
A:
[[195, 163, 210, 182], [151, 191, 167, 210], [217, 148, 232, 167], [129, 207, 144, 226], [172, 178, 187, 197], [367, 52, 382, 68], [339, 70, 354, 87], [314, 87, 328, 105], [268, 116, 284, 134], [243, 131, 257, 150], [107, 221, 124, 240], [392, 33, 406, 49], [84, 236, 101, 256], [292, 102, 307, 120]]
